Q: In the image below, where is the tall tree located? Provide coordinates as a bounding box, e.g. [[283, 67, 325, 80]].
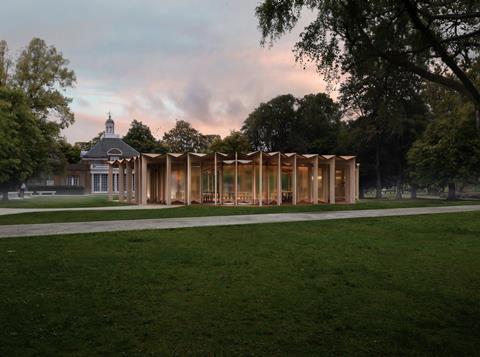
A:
[[0, 87, 46, 200], [408, 87, 480, 200], [242, 94, 297, 151], [256, 0, 480, 127], [208, 131, 252, 154], [123, 119, 165, 153], [14, 38, 76, 128], [163, 120, 206, 152], [58, 140, 81, 164], [0, 38, 76, 197], [296, 93, 341, 153], [0, 40, 11, 86], [242, 93, 341, 153], [340, 64, 429, 199]]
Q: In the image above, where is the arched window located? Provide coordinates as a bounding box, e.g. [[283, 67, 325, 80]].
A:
[[107, 148, 123, 160]]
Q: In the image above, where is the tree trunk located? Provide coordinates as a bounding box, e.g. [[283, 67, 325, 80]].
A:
[[476, 107, 480, 133], [395, 178, 403, 200], [375, 142, 382, 199], [447, 182, 456, 200], [410, 185, 417, 199], [395, 163, 403, 200]]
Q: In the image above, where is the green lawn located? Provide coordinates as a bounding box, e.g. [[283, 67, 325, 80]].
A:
[[1, 198, 480, 225], [1, 212, 479, 355], [0, 195, 127, 209]]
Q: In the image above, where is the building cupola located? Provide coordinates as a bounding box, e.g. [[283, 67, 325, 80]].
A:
[[104, 112, 118, 138]]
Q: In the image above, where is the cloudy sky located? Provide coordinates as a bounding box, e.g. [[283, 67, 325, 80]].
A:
[[2, 0, 329, 143]]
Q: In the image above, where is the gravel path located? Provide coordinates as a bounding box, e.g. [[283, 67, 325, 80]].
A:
[[1, 205, 479, 238]]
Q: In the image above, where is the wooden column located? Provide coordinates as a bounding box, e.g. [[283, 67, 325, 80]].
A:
[[141, 156, 148, 205], [136, 158, 142, 205], [107, 163, 113, 201], [259, 152, 263, 206], [252, 161, 256, 205], [133, 158, 138, 204], [349, 159, 356, 204], [329, 157, 336, 204], [126, 160, 132, 204], [292, 155, 297, 205], [356, 163, 360, 201], [165, 155, 171, 205], [277, 153, 282, 206], [118, 162, 125, 203], [234, 152, 238, 206], [219, 166, 223, 204], [199, 160, 203, 204], [187, 154, 191, 205], [158, 164, 163, 203], [214, 153, 218, 205], [313, 156, 319, 204]]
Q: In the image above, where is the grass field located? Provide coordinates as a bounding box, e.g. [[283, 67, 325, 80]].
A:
[[0, 195, 126, 209], [1, 198, 480, 225], [1, 212, 479, 355]]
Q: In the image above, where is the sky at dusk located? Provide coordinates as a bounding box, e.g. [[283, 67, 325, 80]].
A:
[[2, 0, 330, 143]]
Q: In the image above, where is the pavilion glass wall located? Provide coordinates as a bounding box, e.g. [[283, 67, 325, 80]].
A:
[[335, 167, 346, 202], [297, 163, 313, 204], [254, 161, 277, 205], [190, 163, 201, 204], [281, 164, 293, 204], [222, 164, 235, 204], [318, 164, 329, 203], [237, 163, 253, 204], [201, 162, 216, 204], [148, 163, 165, 204], [170, 161, 186, 204], [270, 164, 280, 204]]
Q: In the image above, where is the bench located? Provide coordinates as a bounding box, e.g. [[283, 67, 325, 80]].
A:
[[7, 191, 19, 199], [7, 191, 34, 199], [34, 191, 57, 196]]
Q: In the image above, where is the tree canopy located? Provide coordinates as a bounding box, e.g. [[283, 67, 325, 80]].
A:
[[339, 62, 430, 198], [13, 38, 76, 128], [0, 38, 76, 199], [408, 87, 480, 199], [208, 130, 252, 154], [256, 0, 480, 126], [163, 120, 209, 152], [123, 119, 166, 153], [242, 94, 297, 152], [242, 93, 341, 153], [0, 87, 46, 199]]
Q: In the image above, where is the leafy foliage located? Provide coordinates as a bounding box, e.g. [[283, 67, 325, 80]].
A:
[[163, 120, 209, 152], [339, 63, 430, 197], [208, 131, 252, 154], [0, 40, 11, 86], [58, 140, 81, 164], [0, 87, 46, 197], [123, 119, 166, 153], [256, 0, 480, 111], [0, 38, 76, 199], [14, 38, 76, 128], [408, 91, 480, 191], [242, 93, 341, 152], [242, 94, 297, 151]]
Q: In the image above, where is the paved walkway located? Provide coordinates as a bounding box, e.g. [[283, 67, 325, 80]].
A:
[[0, 204, 178, 217], [1, 205, 480, 238]]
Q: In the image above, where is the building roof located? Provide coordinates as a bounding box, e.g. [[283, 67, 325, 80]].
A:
[[83, 137, 139, 159]]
